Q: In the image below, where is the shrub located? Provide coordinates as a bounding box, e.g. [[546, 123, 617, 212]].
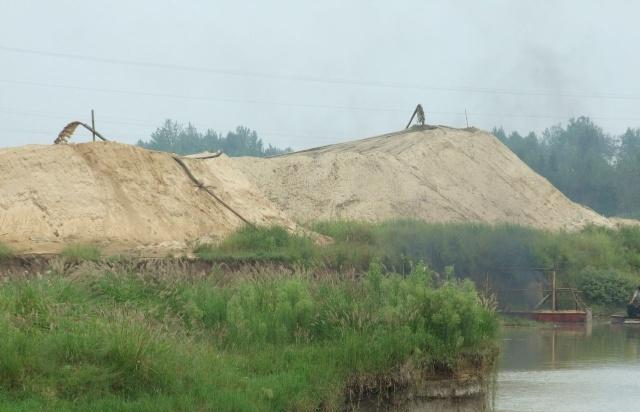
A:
[[575, 269, 638, 307], [617, 226, 640, 270], [0, 266, 498, 411], [195, 225, 316, 263], [196, 221, 640, 309]]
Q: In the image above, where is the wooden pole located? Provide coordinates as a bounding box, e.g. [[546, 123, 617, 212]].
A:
[[91, 110, 96, 142], [551, 270, 557, 311], [550, 330, 556, 367]]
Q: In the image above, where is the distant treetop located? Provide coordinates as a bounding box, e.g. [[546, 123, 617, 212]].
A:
[[493, 116, 640, 218], [137, 119, 291, 157]]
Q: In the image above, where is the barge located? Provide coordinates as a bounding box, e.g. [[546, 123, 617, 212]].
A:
[[503, 270, 591, 323], [506, 309, 592, 323]]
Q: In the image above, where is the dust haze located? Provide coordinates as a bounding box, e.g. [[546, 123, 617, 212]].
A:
[[1, 0, 639, 149]]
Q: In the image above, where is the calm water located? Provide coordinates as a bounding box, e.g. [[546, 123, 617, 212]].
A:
[[495, 324, 640, 412]]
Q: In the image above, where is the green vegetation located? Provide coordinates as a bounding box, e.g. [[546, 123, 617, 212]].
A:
[[575, 269, 638, 307], [197, 222, 640, 310], [4, 219, 638, 409], [494, 117, 640, 217], [61, 244, 102, 262], [195, 226, 316, 263], [0, 243, 12, 259], [0, 264, 497, 411], [137, 120, 291, 156]]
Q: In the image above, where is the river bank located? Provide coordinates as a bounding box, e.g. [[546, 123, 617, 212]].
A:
[[0, 258, 497, 411], [4, 220, 636, 410], [3, 221, 640, 311]]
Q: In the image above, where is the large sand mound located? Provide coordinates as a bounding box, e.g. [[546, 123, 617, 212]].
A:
[[0, 141, 297, 255], [233, 126, 613, 230]]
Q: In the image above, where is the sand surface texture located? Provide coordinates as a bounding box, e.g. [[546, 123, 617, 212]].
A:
[[233, 126, 613, 230], [0, 141, 296, 255]]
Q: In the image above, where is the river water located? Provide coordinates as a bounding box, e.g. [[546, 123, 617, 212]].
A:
[[495, 323, 640, 411]]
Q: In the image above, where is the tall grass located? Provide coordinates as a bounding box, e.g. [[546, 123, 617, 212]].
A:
[[196, 221, 640, 309], [195, 226, 316, 263], [0, 264, 497, 411], [0, 243, 12, 259], [61, 244, 102, 262], [317, 221, 640, 308]]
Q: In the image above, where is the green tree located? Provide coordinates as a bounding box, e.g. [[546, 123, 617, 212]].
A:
[[616, 128, 640, 217], [496, 117, 624, 216], [137, 120, 291, 157], [140, 119, 181, 152], [541, 117, 617, 215]]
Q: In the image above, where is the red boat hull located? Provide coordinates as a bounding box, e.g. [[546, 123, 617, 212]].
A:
[[504, 310, 592, 323]]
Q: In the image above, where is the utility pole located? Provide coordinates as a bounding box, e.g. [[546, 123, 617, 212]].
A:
[[551, 269, 557, 311], [465, 109, 469, 128], [91, 109, 96, 142]]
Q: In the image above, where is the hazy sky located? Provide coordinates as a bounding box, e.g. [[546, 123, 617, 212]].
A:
[[2, 0, 640, 150]]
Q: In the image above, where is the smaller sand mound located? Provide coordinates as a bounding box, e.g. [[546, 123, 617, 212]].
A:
[[610, 217, 640, 228], [233, 126, 613, 231], [0, 141, 297, 255]]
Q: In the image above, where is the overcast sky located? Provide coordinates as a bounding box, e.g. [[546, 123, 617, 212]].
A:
[[1, 0, 640, 150]]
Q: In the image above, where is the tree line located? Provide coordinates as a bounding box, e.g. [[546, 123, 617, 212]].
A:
[[493, 117, 640, 218], [137, 120, 291, 157]]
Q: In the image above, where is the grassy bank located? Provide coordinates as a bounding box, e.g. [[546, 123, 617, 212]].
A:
[[4, 220, 635, 409], [0, 263, 497, 411], [196, 222, 640, 310], [0, 243, 12, 259], [61, 244, 102, 262]]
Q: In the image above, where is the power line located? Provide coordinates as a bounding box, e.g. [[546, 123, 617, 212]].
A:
[[3, 45, 640, 100], [0, 121, 350, 144], [0, 105, 156, 124], [0, 126, 351, 151], [0, 106, 356, 138], [0, 126, 141, 142], [2, 103, 640, 149], [0, 108, 155, 128], [0, 79, 408, 114], [3, 79, 640, 125], [0, 111, 353, 143], [0, 127, 52, 135]]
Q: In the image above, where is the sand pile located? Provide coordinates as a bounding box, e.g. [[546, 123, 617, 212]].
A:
[[0, 141, 297, 255], [233, 126, 613, 230]]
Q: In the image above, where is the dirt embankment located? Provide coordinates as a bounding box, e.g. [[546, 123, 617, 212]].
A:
[[1, 126, 622, 256], [233, 126, 613, 231], [0, 142, 297, 255]]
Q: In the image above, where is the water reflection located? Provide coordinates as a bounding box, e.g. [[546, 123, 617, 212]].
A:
[[495, 324, 640, 412]]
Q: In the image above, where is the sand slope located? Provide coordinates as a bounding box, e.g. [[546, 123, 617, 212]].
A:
[[0, 141, 296, 255], [233, 126, 612, 230]]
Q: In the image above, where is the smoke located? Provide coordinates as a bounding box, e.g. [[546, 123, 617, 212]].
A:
[[464, 43, 590, 135]]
